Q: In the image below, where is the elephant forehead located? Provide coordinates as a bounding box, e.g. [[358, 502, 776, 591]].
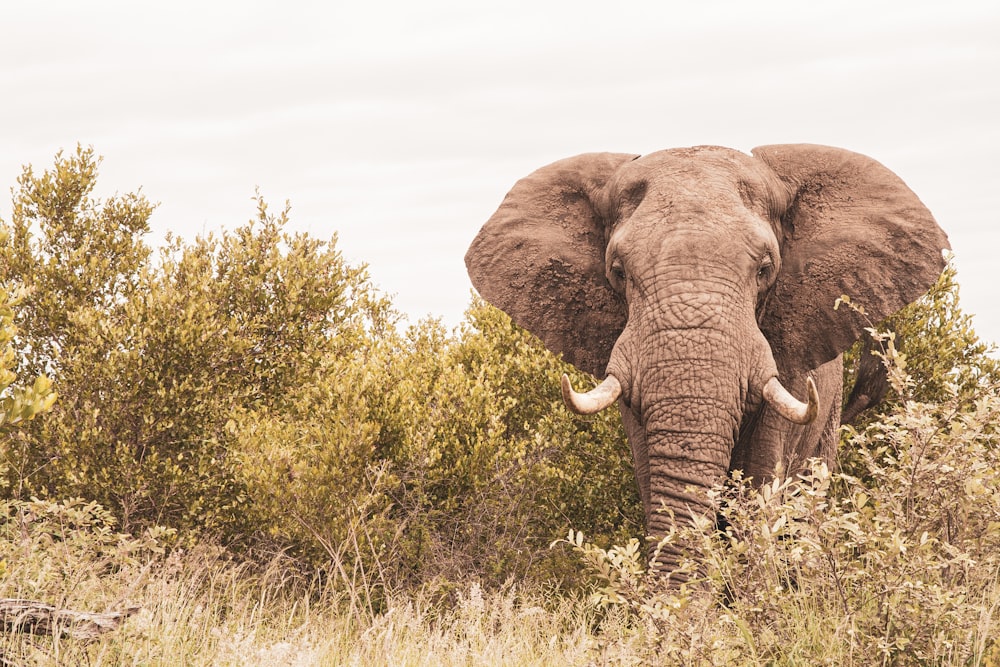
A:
[[611, 150, 779, 216], [607, 149, 785, 260], [615, 195, 776, 253], [630, 145, 757, 179]]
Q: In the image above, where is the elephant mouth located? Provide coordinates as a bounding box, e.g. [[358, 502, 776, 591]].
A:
[[561, 371, 817, 425]]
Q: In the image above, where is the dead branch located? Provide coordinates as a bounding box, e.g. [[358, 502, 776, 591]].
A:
[[0, 598, 138, 641]]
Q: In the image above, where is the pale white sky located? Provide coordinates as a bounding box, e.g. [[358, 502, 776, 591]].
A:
[[2, 1, 998, 345]]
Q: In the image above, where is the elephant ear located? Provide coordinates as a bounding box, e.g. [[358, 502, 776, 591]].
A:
[[753, 144, 950, 374], [465, 152, 636, 377]]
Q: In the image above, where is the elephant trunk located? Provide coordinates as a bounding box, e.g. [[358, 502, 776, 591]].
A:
[[640, 364, 740, 573], [615, 320, 801, 575], [600, 324, 737, 572]]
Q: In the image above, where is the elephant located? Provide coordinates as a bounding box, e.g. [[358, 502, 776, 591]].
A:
[[465, 144, 949, 571]]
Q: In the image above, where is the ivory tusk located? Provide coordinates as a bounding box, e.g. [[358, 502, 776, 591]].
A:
[[561, 374, 622, 415], [762, 376, 819, 425]]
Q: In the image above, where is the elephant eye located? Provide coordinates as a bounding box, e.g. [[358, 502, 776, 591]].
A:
[[609, 260, 627, 290], [756, 257, 774, 286]]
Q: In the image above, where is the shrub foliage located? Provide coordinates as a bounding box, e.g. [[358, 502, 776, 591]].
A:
[[0, 147, 638, 586]]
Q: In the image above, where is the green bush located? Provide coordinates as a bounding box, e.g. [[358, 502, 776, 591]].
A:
[[0, 147, 392, 541], [0, 148, 639, 588], [229, 298, 640, 587], [371, 301, 640, 584], [0, 285, 57, 436]]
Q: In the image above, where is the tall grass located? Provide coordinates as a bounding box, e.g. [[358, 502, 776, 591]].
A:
[[5, 477, 1000, 666], [0, 498, 607, 666]]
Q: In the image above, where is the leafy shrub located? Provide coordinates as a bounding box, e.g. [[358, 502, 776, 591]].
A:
[[0, 147, 391, 540], [0, 148, 639, 588], [0, 273, 58, 495], [0, 497, 168, 599], [0, 285, 56, 436], [230, 298, 640, 587], [371, 301, 640, 585]]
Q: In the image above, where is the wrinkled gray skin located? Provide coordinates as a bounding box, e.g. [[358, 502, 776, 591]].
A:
[[466, 145, 949, 569]]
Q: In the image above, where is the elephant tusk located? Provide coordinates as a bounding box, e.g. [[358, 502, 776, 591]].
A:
[[762, 376, 819, 425], [561, 374, 622, 415]]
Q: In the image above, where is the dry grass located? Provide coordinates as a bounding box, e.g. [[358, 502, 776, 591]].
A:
[[0, 535, 607, 666], [3, 495, 1000, 665], [0, 497, 596, 665]]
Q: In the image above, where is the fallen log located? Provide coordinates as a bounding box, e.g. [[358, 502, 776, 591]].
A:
[[0, 599, 138, 641]]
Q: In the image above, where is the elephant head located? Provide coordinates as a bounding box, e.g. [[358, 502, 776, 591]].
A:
[[465, 144, 949, 568]]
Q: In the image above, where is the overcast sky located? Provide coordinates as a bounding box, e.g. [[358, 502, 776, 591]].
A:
[[2, 1, 998, 347]]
